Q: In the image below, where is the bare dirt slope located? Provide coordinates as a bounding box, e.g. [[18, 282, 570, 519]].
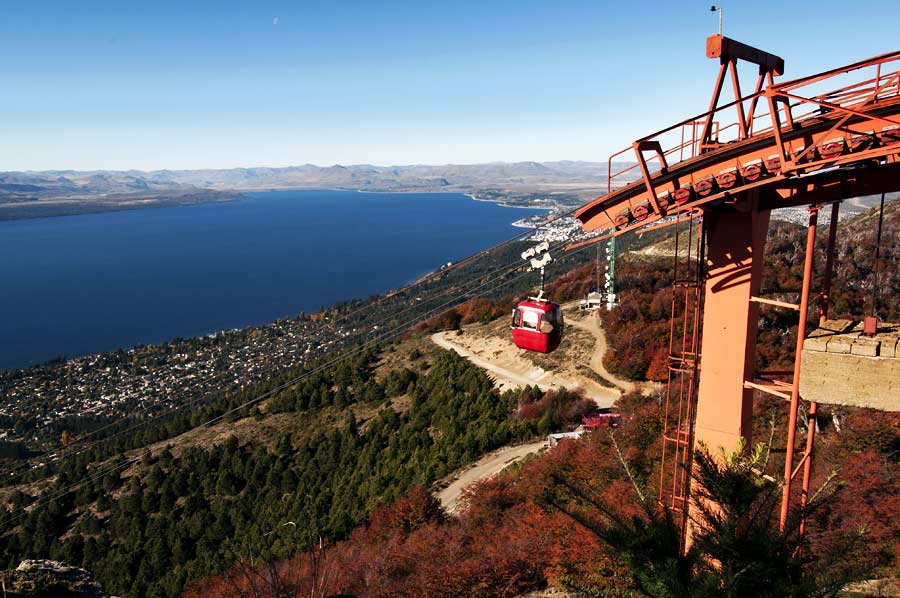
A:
[[431, 302, 621, 408]]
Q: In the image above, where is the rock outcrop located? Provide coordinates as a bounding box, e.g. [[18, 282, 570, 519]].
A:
[[0, 560, 108, 597]]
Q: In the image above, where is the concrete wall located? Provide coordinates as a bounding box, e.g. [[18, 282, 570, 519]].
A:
[[799, 320, 900, 411]]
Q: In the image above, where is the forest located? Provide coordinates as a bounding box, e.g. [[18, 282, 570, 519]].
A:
[[0, 348, 593, 596], [1, 201, 898, 596], [186, 388, 899, 597], [183, 201, 900, 596]]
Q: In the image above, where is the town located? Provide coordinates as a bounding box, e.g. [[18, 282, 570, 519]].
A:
[[0, 312, 359, 452]]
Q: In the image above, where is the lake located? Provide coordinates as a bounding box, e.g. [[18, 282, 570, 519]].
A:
[[1, 190, 546, 371]]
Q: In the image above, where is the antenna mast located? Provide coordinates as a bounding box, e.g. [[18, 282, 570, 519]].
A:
[[710, 5, 723, 36]]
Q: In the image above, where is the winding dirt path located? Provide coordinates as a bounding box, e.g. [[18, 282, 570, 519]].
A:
[[435, 440, 546, 513], [431, 306, 623, 406], [431, 306, 633, 511], [566, 312, 634, 393]]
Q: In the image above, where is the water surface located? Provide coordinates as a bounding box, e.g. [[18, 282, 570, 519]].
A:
[[1, 190, 545, 370]]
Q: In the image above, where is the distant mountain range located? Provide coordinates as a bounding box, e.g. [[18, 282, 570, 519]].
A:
[[0, 161, 625, 220], [0, 171, 193, 200], [5, 160, 614, 193], [136, 160, 615, 191]]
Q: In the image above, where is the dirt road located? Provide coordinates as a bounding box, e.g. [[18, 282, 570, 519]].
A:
[[431, 306, 621, 407], [429, 307, 629, 512], [429, 305, 643, 513], [566, 312, 634, 393], [431, 332, 555, 391], [436, 440, 546, 513]]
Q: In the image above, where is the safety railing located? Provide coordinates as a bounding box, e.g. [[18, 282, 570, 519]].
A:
[[604, 50, 900, 198]]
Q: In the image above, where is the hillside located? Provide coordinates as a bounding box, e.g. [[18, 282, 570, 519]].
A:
[[181, 199, 899, 597], [0, 199, 896, 597], [185, 360, 899, 598], [430, 303, 644, 514], [0, 340, 602, 596], [432, 301, 634, 404]]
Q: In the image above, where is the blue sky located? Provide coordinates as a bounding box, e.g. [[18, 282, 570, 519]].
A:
[[2, 0, 898, 171]]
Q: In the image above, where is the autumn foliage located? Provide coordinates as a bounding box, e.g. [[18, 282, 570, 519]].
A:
[[187, 205, 900, 596], [410, 297, 511, 334], [184, 390, 672, 597], [515, 388, 596, 431], [186, 389, 900, 598]]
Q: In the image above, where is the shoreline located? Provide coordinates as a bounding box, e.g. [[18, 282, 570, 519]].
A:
[[0, 190, 246, 223], [0, 187, 558, 224], [463, 192, 557, 212], [3, 189, 547, 373]]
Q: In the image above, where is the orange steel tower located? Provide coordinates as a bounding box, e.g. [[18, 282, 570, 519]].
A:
[[571, 35, 900, 546]]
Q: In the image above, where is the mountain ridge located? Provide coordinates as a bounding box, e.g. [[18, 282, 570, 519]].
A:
[[5, 160, 619, 192], [0, 160, 632, 220]]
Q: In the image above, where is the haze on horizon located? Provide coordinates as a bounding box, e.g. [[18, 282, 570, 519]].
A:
[[2, 0, 898, 172]]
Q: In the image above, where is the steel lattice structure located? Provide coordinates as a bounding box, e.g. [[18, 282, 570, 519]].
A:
[[571, 35, 900, 548]]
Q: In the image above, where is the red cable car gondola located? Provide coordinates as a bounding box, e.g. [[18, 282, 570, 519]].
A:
[[511, 297, 563, 353], [511, 241, 564, 354]]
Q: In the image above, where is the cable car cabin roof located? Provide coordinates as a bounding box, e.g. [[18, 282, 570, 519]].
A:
[[516, 299, 558, 312]]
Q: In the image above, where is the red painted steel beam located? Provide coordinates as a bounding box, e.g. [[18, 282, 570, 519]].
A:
[[780, 207, 819, 529], [576, 51, 900, 234], [766, 161, 900, 208], [706, 35, 785, 76]]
